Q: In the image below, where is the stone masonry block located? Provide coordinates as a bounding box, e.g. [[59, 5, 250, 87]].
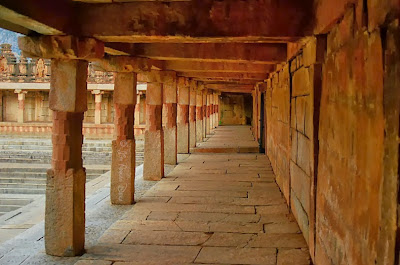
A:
[[111, 139, 135, 204]]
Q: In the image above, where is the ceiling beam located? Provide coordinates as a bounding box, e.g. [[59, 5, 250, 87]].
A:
[[178, 72, 267, 80], [0, 0, 73, 35], [76, 0, 314, 41], [163, 61, 275, 73], [106, 43, 287, 63]]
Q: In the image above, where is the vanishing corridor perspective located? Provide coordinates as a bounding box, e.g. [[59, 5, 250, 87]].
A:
[[0, 0, 399, 264]]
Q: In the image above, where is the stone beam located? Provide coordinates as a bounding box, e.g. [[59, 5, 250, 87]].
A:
[[137, 70, 176, 84], [77, 0, 314, 40], [108, 43, 287, 63], [0, 1, 71, 35], [18, 36, 104, 60], [178, 72, 268, 81], [164, 61, 276, 73], [92, 56, 152, 73]]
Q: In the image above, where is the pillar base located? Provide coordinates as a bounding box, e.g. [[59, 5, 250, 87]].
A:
[[111, 139, 135, 205], [144, 130, 164, 181], [45, 168, 86, 257]]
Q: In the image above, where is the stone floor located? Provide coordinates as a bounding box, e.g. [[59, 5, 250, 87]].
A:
[[192, 125, 259, 153], [77, 126, 310, 265]]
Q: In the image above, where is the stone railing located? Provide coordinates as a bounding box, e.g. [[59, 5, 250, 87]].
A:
[[0, 43, 114, 83]]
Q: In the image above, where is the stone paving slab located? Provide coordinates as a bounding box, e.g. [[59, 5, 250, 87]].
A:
[[76, 126, 310, 265]]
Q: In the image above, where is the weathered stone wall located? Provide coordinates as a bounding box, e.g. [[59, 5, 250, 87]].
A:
[[316, 9, 386, 265], [266, 65, 291, 202], [263, 3, 400, 263], [219, 93, 252, 125]]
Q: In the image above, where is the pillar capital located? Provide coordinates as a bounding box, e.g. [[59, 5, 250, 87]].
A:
[[18, 35, 104, 60], [92, 55, 152, 73], [49, 60, 89, 112], [14, 89, 27, 100], [91, 89, 104, 95]]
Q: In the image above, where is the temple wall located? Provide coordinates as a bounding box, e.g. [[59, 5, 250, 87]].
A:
[[219, 93, 252, 125], [262, 2, 400, 263]]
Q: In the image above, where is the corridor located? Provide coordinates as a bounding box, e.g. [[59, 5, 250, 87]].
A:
[[78, 126, 310, 265]]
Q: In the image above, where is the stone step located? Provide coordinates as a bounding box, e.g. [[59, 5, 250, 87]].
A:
[[0, 145, 113, 152], [0, 175, 100, 184], [0, 183, 47, 189], [0, 172, 103, 178], [0, 205, 22, 212], [0, 198, 33, 205], [0, 188, 45, 194], [0, 167, 110, 173]]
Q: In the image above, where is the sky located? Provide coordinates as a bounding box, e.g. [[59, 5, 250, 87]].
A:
[[0, 28, 22, 55]]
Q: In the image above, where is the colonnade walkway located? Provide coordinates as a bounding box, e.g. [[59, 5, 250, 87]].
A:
[[77, 125, 310, 265]]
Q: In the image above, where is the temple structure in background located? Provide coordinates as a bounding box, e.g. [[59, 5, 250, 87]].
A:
[[0, 43, 147, 138]]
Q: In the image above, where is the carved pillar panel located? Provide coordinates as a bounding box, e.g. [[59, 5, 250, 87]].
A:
[[111, 72, 136, 205], [144, 82, 164, 181]]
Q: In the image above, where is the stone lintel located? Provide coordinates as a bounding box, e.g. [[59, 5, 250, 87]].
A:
[[92, 56, 152, 73], [18, 35, 104, 60], [138, 70, 176, 84]]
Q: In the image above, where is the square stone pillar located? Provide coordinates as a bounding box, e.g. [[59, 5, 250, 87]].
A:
[[196, 90, 203, 143], [202, 90, 207, 140], [134, 93, 141, 126], [189, 80, 197, 149], [214, 92, 220, 127], [111, 72, 136, 205], [144, 82, 164, 180], [46, 59, 88, 257], [206, 91, 211, 135], [163, 77, 177, 165], [92, 90, 103, 125], [210, 91, 215, 130], [177, 77, 189, 153], [14, 90, 27, 123]]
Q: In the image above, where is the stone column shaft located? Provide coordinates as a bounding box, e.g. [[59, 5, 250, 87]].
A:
[[189, 82, 197, 149], [134, 94, 141, 126], [202, 90, 207, 140], [163, 79, 177, 165], [15, 90, 26, 123], [144, 82, 164, 180], [177, 77, 190, 153], [111, 72, 137, 205], [46, 59, 88, 257], [92, 90, 103, 125], [196, 90, 203, 143], [214, 93, 219, 127], [206, 91, 211, 135]]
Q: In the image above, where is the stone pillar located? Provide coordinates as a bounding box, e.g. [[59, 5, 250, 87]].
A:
[[177, 77, 189, 153], [111, 72, 136, 205], [206, 90, 211, 135], [144, 82, 164, 180], [15, 89, 27, 123], [189, 80, 197, 149], [210, 91, 215, 129], [163, 76, 177, 165], [196, 89, 203, 143], [46, 59, 88, 257], [202, 89, 207, 140], [0, 91, 3, 122], [92, 90, 103, 125], [134, 93, 141, 126], [214, 92, 220, 127]]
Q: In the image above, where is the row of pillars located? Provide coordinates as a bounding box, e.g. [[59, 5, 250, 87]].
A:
[[45, 58, 220, 256]]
